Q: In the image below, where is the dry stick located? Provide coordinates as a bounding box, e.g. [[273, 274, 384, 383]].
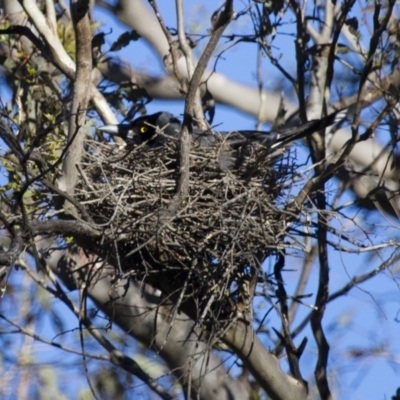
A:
[[288, 0, 308, 122], [176, 0, 205, 122], [273, 253, 304, 382], [147, 0, 184, 89], [175, 2, 234, 203]]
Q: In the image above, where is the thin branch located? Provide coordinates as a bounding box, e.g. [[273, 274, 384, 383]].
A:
[[352, 0, 396, 136], [287, 251, 397, 344], [274, 253, 304, 381], [175, 0, 204, 121], [147, 0, 184, 88], [60, 0, 92, 208], [0, 313, 110, 361], [20, 262, 174, 400], [310, 190, 332, 400], [175, 1, 234, 201], [19, 0, 117, 125]]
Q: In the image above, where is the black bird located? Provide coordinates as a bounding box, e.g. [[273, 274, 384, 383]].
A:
[[98, 111, 343, 171], [98, 110, 341, 152], [98, 112, 183, 147]]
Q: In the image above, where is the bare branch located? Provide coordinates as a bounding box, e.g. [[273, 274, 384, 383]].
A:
[[59, 0, 92, 207], [176, 1, 233, 201], [223, 320, 310, 400]]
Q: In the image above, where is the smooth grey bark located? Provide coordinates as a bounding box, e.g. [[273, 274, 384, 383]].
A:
[[43, 243, 251, 400]]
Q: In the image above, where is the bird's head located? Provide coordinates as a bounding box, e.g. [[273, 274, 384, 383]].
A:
[[98, 112, 181, 145]]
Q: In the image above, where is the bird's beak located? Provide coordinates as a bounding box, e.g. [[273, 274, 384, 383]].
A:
[[97, 124, 133, 139]]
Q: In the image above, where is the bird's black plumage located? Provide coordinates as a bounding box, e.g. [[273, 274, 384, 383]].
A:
[[98, 110, 340, 152], [98, 112, 181, 147]]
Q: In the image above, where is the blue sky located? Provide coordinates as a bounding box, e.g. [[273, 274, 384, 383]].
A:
[[91, 2, 400, 399], [0, 1, 399, 399]]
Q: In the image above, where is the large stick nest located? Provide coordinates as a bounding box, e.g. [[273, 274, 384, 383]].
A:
[[76, 134, 299, 320]]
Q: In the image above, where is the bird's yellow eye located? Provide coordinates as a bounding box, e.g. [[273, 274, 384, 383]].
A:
[[140, 125, 148, 134]]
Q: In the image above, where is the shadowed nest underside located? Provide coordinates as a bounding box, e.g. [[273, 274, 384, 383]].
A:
[[75, 135, 299, 320]]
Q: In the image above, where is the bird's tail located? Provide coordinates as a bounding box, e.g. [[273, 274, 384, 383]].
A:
[[268, 108, 348, 150]]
